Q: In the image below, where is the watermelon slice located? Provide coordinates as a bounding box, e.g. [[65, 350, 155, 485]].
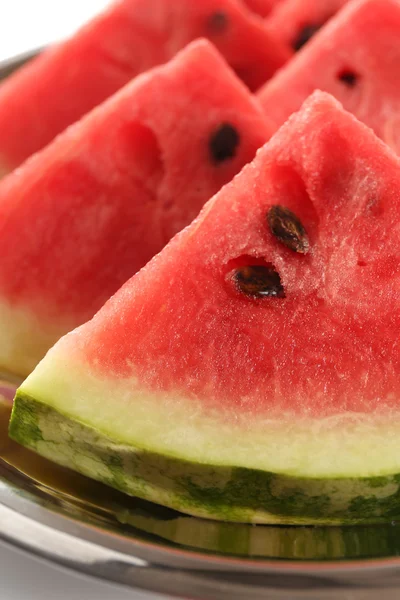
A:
[[259, 0, 400, 151], [264, 0, 349, 52], [11, 91, 400, 524], [0, 40, 271, 378], [0, 0, 289, 175]]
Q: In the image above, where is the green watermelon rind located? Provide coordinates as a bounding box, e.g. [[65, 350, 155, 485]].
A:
[[10, 392, 400, 525]]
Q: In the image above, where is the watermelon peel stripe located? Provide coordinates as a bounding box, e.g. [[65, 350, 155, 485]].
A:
[[10, 392, 400, 525]]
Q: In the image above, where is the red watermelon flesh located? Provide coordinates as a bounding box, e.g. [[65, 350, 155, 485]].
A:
[[265, 0, 349, 52], [241, 0, 283, 18], [259, 0, 400, 153], [11, 91, 400, 524], [0, 0, 289, 175], [53, 92, 400, 420], [0, 40, 271, 378]]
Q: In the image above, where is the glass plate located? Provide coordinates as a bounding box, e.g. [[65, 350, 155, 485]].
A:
[[1, 52, 400, 600]]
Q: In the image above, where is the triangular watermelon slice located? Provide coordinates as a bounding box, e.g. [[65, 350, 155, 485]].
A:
[[0, 0, 289, 175], [264, 0, 349, 52], [11, 91, 400, 524], [259, 0, 400, 152], [0, 40, 271, 378]]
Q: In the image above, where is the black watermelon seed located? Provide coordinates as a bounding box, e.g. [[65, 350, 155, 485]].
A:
[[209, 124, 240, 163], [337, 69, 358, 87], [292, 24, 321, 51], [234, 265, 285, 298], [207, 11, 229, 34], [267, 205, 309, 254]]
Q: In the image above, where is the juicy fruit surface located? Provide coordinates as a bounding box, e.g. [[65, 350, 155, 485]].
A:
[[0, 41, 271, 376], [265, 0, 349, 52], [242, 0, 283, 18], [0, 0, 288, 173], [55, 94, 400, 421], [131, 0, 290, 90], [259, 0, 400, 153], [11, 92, 400, 523]]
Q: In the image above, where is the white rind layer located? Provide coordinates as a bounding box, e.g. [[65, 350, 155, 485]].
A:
[[17, 339, 400, 479], [0, 300, 74, 377]]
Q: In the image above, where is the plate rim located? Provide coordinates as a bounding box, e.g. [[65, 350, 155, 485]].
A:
[[3, 478, 400, 600]]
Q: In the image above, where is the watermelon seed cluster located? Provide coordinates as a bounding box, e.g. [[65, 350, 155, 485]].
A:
[[209, 123, 240, 163], [232, 205, 308, 299], [233, 264, 285, 298], [267, 205, 309, 253]]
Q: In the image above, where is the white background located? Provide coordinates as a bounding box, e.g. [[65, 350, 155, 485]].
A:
[[0, 2, 165, 598], [0, 1, 111, 60]]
